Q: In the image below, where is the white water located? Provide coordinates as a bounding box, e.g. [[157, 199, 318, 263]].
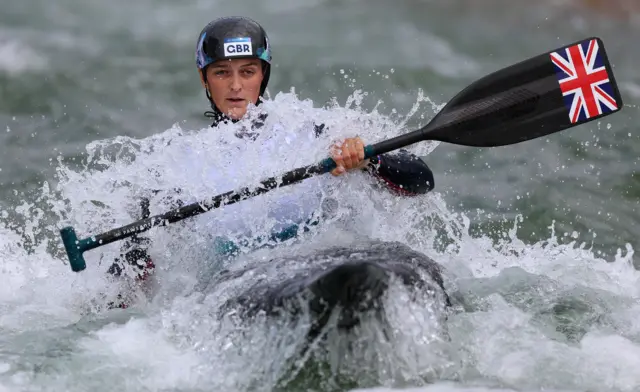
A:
[[1, 90, 639, 392]]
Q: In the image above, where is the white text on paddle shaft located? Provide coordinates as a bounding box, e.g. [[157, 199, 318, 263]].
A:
[[224, 37, 252, 56]]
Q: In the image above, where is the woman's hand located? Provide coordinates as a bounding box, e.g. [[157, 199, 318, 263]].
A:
[[330, 137, 369, 176]]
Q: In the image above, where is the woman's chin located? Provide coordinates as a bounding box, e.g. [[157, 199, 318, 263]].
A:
[[224, 107, 247, 120]]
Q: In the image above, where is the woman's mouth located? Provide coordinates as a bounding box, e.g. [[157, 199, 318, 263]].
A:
[[226, 98, 245, 107]]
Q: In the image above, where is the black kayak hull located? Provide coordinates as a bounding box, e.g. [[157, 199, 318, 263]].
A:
[[213, 240, 451, 336]]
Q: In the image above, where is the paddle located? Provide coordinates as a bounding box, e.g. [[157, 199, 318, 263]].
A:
[[60, 36, 623, 272]]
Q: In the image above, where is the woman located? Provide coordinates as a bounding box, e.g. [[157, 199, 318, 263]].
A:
[[107, 16, 436, 306]]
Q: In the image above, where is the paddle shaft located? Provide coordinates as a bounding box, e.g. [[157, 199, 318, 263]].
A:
[[63, 126, 430, 255]]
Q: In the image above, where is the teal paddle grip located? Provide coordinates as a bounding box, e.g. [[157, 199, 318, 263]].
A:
[[60, 226, 94, 272]]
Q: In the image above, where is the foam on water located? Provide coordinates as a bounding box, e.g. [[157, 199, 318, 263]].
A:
[[1, 90, 639, 392], [0, 37, 47, 75]]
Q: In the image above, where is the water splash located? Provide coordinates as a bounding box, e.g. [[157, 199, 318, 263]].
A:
[[1, 89, 639, 392]]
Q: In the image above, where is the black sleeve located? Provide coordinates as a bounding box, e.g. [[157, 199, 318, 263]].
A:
[[314, 123, 435, 196], [366, 150, 434, 195], [107, 185, 184, 275]]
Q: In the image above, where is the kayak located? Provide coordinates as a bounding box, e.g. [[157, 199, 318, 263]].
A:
[[211, 240, 452, 339]]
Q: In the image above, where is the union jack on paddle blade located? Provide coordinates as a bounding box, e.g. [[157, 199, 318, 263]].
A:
[[550, 38, 621, 124]]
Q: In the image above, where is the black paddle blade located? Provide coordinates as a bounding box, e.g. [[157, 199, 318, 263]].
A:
[[422, 37, 623, 147]]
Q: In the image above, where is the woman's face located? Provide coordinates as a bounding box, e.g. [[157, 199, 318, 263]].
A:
[[203, 58, 264, 120]]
